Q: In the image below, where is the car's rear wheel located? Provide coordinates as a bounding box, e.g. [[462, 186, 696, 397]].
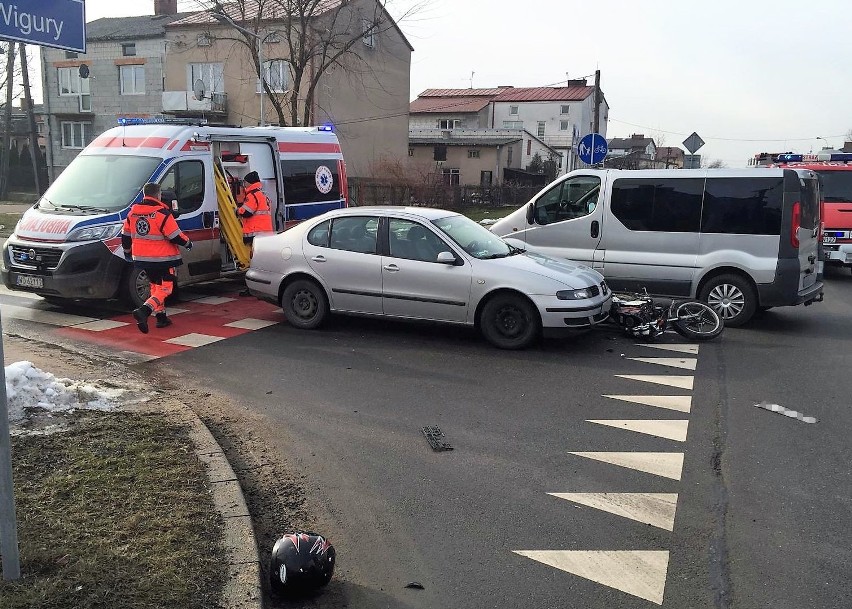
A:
[[699, 274, 756, 328], [281, 279, 328, 329], [479, 293, 540, 350]]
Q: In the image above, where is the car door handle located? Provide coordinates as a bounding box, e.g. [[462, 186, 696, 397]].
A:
[[383, 264, 399, 272], [312, 255, 326, 262], [591, 220, 600, 239]]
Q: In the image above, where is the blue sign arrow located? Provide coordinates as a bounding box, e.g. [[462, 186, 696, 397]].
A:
[[578, 133, 608, 165], [0, 0, 86, 53]]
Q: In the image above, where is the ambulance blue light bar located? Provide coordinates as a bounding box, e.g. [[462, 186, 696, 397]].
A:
[[319, 123, 334, 132]]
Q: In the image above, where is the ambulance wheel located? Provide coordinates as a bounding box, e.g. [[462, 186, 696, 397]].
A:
[[122, 266, 151, 309], [282, 279, 328, 329]]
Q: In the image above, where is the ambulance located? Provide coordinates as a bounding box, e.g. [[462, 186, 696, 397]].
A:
[[1, 120, 348, 307]]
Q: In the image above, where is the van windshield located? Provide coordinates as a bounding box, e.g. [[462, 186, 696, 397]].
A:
[[39, 155, 162, 212], [815, 170, 852, 203]]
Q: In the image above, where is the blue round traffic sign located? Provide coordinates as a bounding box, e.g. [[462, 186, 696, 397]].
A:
[[578, 133, 608, 165]]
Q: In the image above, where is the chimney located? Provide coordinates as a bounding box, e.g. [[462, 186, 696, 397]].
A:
[[154, 0, 178, 15], [631, 133, 645, 140]]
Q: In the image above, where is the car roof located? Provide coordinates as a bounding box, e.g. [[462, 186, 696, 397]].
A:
[[327, 206, 461, 221]]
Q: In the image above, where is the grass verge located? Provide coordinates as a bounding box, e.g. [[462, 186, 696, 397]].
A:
[[0, 212, 23, 237], [0, 411, 225, 609], [456, 206, 511, 223]]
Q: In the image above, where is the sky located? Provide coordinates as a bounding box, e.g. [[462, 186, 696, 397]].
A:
[[29, 0, 852, 167]]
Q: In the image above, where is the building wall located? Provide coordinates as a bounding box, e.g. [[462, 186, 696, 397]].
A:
[[409, 106, 489, 130], [42, 38, 167, 175]]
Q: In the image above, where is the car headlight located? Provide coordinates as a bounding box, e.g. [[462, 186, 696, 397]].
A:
[[557, 288, 594, 300], [66, 223, 123, 242]]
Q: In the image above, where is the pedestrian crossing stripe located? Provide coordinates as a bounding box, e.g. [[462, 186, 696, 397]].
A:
[[569, 451, 684, 480], [628, 357, 697, 371], [602, 395, 692, 413], [513, 550, 669, 604], [549, 492, 678, 531], [586, 419, 689, 442], [616, 375, 694, 390], [639, 343, 699, 354]]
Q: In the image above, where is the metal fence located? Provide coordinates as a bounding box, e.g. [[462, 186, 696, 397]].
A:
[[347, 179, 542, 212]]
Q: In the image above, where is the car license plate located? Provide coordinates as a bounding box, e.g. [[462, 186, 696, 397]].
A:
[[823, 236, 836, 244], [15, 274, 43, 289]]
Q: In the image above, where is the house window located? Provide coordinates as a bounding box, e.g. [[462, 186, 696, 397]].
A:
[[560, 105, 570, 115], [438, 119, 460, 130], [60, 121, 91, 149], [560, 120, 570, 131], [509, 105, 519, 116], [121, 43, 136, 57], [188, 62, 224, 93], [58, 67, 91, 112], [65, 51, 78, 59], [120, 65, 145, 95], [537, 122, 545, 138], [441, 168, 460, 186], [468, 149, 480, 158], [362, 18, 375, 48], [502, 121, 523, 129], [258, 60, 288, 93]]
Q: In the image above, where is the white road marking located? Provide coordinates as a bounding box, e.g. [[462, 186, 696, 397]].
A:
[[549, 492, 679, 531], [602, 394, 692, 413], [165, 307, 190, 316], [0, 286, 43, 301], [512, 550, 669, 605], [628, 357, 697, 371], [193, 296, 236, 305], [586, 419, 689, 442], [616, 375, 694, 390], [165, 333, 226, 347], [224, 318, 278, 330], [0, 303, 97, 327], [639, 343, 699, 354], [569, 451, 684, 480], [75, 319, 130, 332]]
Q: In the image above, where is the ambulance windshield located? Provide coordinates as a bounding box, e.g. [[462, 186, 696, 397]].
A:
[[39, 155, 163, 212]]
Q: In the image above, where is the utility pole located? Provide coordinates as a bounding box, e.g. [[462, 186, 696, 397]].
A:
[[592, 69, 601, 135], [1, 43, 16, 199], [0, 310, 22, 581], [19, 43, 41, 194]]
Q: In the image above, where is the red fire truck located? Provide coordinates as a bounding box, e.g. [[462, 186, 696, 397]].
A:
[[768, 153, 852, 273]]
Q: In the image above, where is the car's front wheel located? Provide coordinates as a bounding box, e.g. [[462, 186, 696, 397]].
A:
[[479, 293, 540, 350], [281, 279, 328, 329]]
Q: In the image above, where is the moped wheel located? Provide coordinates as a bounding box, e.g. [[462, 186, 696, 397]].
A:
[[671, 300, 723, 340]]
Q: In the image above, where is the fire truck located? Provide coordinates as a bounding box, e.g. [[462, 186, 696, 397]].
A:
[[764, 153, 852, 273]]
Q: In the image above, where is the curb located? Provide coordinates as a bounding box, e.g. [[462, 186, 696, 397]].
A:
[[163, 398, 263, 609]]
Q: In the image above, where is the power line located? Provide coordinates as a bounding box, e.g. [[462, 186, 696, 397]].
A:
[[608, 117, 847, 143]]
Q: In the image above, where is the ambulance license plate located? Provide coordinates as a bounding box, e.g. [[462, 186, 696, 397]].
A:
[[15, 274, 43, 289]]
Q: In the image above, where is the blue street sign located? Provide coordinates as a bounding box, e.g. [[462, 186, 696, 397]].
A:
[[578, 133, 608, 165], [0, 0, 86, 53]]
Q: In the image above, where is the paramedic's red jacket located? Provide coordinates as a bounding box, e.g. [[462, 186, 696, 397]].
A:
[[237, 182, 274, 237], [121, 196, 190, 270]]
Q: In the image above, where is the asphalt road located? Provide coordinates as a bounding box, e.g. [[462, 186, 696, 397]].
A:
[[160, 270, 852, 609]]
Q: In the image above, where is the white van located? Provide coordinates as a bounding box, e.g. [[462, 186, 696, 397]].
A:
[[1, 120, 348, 307], [490, 168, 824, 326]]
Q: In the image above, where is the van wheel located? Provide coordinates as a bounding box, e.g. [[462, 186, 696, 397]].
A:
[[281, 279, 328, 329], [480, 293, 540, 349], [121, 266, 150, 309], [699, 274, 756, 327]]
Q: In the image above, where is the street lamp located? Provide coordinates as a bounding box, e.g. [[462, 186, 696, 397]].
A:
[[211, 7, 274, 126]]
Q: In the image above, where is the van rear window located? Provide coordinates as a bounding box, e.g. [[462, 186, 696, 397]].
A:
[[280, 160, 341, 206], [701, 177, 783, 235], [798, 177, 819, 229]]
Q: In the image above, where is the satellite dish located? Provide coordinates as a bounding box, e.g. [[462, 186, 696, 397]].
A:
[[193, 79, 206, 101], [79, 64, 90, 79]]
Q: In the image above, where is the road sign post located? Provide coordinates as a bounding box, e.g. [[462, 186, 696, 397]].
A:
[[578, 133, 608, 166], [0, 0, 86, 53], [0, 310, 21, 580]]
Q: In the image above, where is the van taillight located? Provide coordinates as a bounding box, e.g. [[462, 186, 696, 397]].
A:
[[791, 201, 801, 248]]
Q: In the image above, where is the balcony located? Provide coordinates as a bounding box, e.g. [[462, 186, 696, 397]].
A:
[[162, 91, 227, 115]]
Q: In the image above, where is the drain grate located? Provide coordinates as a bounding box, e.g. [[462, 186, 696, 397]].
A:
[[422, 426, 453, 451]]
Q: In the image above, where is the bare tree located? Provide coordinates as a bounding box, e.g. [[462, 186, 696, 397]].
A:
[[197, 0, 424, 126], [705, 158, 727, 169], [1, 43, 17, 198]]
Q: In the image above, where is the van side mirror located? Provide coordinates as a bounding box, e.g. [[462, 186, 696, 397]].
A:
[[437, 251, 457, 265], [525, 202, 535, 225]]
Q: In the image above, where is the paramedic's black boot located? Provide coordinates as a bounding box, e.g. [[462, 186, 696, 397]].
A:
[[155, 313, 172, 328], [133, 304, 152, 334]]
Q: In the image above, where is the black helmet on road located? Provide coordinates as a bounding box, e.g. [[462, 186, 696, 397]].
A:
[[269, 532, 336, 594]]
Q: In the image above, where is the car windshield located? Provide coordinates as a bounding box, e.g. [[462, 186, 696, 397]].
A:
[[39, 155, 162, 212], [432, 214, 515, 259]]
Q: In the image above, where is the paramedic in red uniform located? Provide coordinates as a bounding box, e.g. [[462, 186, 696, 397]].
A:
[[236, 171, 274, 295], [121, 183, 193, 333]]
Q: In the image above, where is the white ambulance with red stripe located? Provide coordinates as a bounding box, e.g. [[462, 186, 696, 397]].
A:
[[1, 120, 348, 307]]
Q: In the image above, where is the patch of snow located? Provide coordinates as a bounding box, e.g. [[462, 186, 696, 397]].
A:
[[479, 218, 499, 226]]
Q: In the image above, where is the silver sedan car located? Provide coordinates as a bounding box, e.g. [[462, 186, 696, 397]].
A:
[[246, 207, 612, 349]]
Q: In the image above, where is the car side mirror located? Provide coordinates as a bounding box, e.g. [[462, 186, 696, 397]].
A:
[[437, 251, 457, 265], [525, 202, 535, 225]]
